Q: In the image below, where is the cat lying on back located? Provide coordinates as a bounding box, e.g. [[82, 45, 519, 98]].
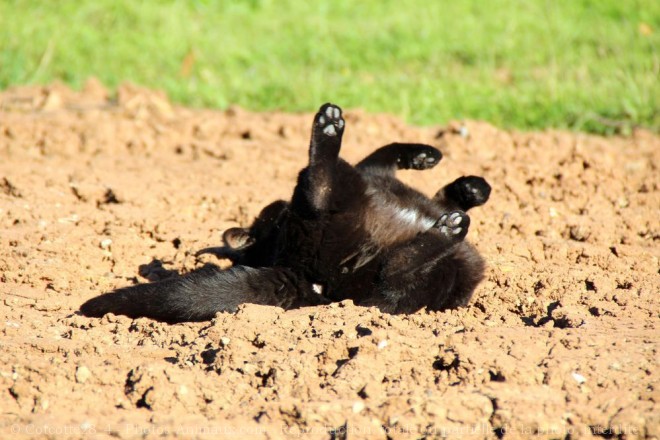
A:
[[80, 104, 491, 323]]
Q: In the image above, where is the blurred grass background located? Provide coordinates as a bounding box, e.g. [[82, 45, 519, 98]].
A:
[[1, 0, 658, 134]]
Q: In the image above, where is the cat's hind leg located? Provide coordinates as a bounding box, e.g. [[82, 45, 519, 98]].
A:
[[371, 210, 482, 312], [382, 240, 485, 313], [305, 103, 345, 211], [295, 103, 361, 214]]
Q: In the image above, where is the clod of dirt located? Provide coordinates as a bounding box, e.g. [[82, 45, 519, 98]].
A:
[[1, 177, 22, 197]]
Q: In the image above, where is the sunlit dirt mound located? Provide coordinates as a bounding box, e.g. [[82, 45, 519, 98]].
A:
[[1, 82, 658, 439]]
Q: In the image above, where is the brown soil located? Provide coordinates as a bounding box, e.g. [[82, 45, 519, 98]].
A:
[[0, 81, 658, 439]]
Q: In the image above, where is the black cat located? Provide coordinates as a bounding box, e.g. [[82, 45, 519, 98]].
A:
[[80, 104, 491, 323]]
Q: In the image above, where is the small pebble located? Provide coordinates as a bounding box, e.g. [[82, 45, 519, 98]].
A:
[[352, 401, 365, 413], [458, 125, 469, 138], [569, 224, 591, 242], [571, 372, 586, 384], [75, 365, 91, 384]]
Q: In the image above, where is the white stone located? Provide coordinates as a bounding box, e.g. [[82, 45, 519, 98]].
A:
[[75, 365, 91, 383]]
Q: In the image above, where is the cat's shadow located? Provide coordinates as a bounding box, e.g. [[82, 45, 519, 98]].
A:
[[137, 258, 181, 282]]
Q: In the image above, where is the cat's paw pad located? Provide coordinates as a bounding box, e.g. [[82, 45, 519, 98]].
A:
[[407, 146, 442, 170], [435, 210, 470, 241], [315, 103, 344, 137], [452, 176, 491, 208]]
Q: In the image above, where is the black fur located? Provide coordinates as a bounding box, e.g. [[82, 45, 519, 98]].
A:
[[80, 104, 491, 323]]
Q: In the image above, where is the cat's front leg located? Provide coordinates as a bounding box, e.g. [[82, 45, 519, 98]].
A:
[[356, 143, 442, 175], [433, 176, 491, 211]]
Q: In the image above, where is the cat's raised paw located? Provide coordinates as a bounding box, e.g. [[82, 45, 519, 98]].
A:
[[435, 210, 470, 241], [448, 176, 491, 209], [405, 146, 442, 170], [315, 103, 345, 138]]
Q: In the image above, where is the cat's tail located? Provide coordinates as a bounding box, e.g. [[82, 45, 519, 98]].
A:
[[79, 265, 323, 323]]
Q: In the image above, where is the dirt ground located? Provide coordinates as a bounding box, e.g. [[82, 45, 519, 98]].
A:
[[0, 81, 658, 439]]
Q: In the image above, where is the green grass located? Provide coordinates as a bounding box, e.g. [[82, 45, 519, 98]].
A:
[[1, 0, 658, 134]]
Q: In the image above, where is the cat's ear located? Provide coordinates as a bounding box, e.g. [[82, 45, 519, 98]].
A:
[[223, 227, 255, 250], [194, 246, 241, 261]]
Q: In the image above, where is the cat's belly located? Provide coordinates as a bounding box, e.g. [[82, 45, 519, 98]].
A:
[[363, 184, 440, 248]]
